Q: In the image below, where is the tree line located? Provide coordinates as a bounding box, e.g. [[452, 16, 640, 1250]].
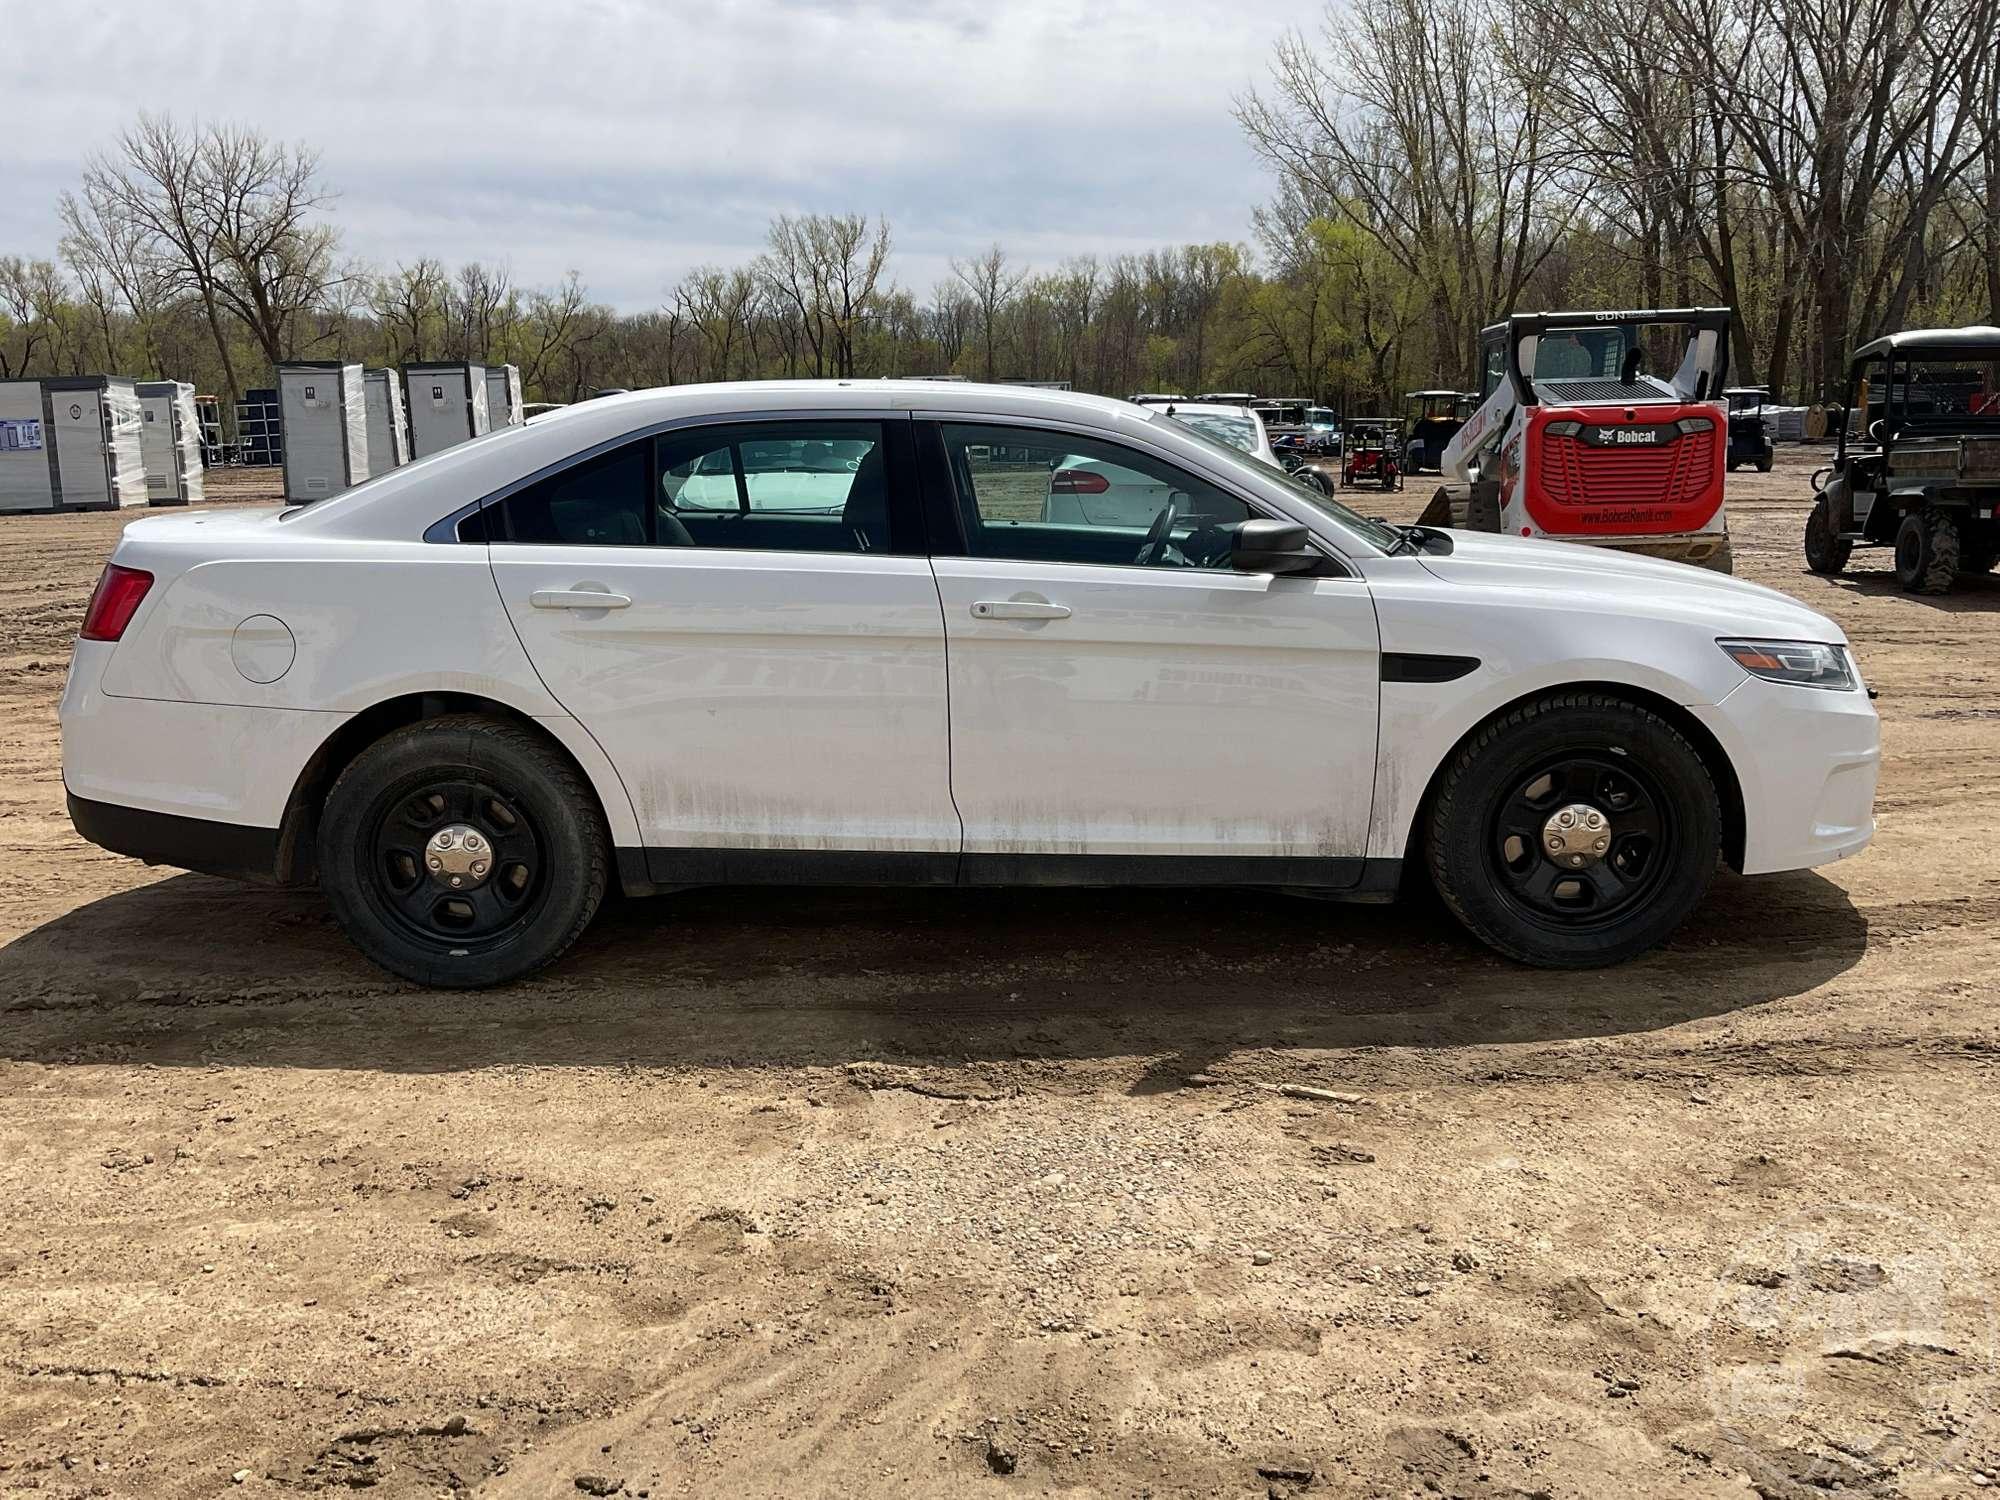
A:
[[3, 0, 1995, 426]]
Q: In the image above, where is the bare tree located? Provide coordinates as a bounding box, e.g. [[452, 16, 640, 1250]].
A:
[[80, 115, 242, 401], [0, 258, 79, 377], [951, 244, 1027, 382], [1238, 0, 1578, 385], [370, 259, 449, 363], [451, 262, 515, 362]]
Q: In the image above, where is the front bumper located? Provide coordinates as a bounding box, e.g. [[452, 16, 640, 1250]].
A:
[[1691, 673, 1880, 875]]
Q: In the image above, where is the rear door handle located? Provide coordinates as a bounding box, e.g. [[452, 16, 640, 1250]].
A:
[[970, 600, 1070, 621], [530, 588, 633, 610]]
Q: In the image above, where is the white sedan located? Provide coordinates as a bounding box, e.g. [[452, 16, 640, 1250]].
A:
[[62, 382, 1879, 987], [1160, 401, 1282, 468]]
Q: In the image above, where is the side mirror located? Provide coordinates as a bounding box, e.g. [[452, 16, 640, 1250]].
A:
[[1229, 518, 1324, 576]]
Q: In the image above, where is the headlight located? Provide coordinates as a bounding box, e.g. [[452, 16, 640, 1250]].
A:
[[1718, 639, 1858, 691]]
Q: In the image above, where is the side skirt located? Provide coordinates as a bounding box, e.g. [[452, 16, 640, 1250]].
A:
[[631, 846, 1402, 900]]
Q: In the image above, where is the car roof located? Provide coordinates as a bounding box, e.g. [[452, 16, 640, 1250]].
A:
[[278, 380, 1238, 538], [1851, 325, 2000, 361]]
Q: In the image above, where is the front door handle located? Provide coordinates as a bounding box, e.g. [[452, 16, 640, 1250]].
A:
[[530, 588, 633, 610], [970, 600, 1071, 621]]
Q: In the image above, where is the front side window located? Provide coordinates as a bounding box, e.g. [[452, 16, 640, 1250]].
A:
[[941, 422, 1256, 571], [486, 419, 898, 553]]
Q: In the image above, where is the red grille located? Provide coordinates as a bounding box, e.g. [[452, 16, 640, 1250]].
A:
[[1537, 426, 1718, 509]]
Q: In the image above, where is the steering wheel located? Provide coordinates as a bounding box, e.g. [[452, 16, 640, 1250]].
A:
[[1135, 496, 1180, 565]]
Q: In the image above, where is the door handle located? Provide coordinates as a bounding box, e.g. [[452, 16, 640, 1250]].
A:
[[970, 600, 1071, 621], [530, 588, 633, 610]]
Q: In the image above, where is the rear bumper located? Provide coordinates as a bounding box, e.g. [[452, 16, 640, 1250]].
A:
[[67, 792, 279, 883]]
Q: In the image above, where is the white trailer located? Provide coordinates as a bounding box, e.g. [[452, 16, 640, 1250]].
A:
[[484, 364, 523, 431], [277, 362, 369, 503], [404, 362, 490, 458], [0, 377, 147, 513], [362, 368, 411, 473], [135, 380, 206, 506]]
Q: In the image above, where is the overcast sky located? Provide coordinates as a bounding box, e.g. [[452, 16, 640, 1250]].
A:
[[1, 0, 1325, 311]]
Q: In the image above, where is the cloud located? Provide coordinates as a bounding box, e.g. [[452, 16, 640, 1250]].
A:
[[0, 0, 1322, 309]]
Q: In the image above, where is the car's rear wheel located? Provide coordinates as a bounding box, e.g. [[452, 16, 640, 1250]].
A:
[[1426, 694, 1720, 967], [318, 715, 609, 987]]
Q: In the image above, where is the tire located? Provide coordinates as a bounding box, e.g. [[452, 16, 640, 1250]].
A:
[[1893, 506, 1959, 595], [1803, 496, 1851, 574], [1426, 694, 1720, 968], [317, 714, 611, 987], [1756, 453, 1774, 473]]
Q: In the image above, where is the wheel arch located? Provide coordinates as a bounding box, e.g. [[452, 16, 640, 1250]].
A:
[[275, 693, 647, 891], [1402, 681, 1747, 874]]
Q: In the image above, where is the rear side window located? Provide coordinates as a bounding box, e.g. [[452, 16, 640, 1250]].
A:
[[495, 441, 648, 544], [480, 420, 913, 553]]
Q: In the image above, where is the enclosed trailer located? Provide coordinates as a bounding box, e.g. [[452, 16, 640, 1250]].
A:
[[276, 362, 368, 503], [0, 376, 147, 513], [362, 368, 410, 472], [135, 380, 206, 506], [404, 362, 490, 458], [484, 364, 523, 432]]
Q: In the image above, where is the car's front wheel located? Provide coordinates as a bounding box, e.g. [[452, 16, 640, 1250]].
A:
[[1426, 694, 1721, 967], [317, 715, 610, 987]]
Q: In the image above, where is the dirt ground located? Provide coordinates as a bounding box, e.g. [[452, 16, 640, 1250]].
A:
[[2, 451, 1998, 1499]]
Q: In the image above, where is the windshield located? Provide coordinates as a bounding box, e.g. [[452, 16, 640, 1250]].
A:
[[1147, 409, 1399, 552], [1307, 408, 1338, 428], [1173, 412, 1259, 453]]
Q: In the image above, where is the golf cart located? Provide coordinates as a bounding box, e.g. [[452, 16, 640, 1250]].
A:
[[1723, 387, 1776, 472], [1341, 417, 1404, 491], [1805, 326, 2000, 594], [1403, 390, 1475, 474]]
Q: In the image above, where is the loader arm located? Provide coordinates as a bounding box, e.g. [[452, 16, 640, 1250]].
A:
[[1441, 377, 1517, 482]]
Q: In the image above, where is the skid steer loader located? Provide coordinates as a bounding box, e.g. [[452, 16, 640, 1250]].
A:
[[1417, 308, 1735, 571]]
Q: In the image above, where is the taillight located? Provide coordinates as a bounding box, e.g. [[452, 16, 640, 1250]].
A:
[[1050, 467, 1110, 494], [80, 564, 154, 642]]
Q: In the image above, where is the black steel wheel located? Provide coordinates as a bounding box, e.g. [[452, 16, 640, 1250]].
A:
[[365, 776, 547, 951], [318, 715, 610, 987], [1485, 754, 1674, 935], [1427, 694, 1720, 967]]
